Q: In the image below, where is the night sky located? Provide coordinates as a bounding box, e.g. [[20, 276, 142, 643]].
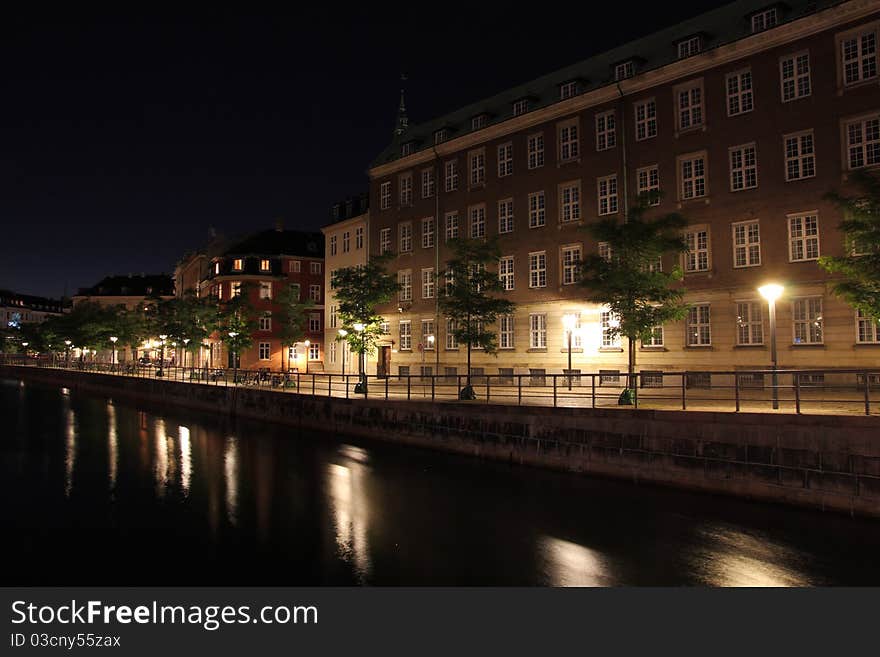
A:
[[1, 2, 720, 298]]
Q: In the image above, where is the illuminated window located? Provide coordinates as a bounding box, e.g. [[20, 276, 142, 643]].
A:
[[308, 342, 319, 360], [686, 305, 711, 346], [732, 220, 761, 268], [634, 99, 657, 141], [784, 131, 816, 181], [259, 281, 272, 300], [258, 342, 270, 360], [597, 175, 618, 215], [399, 321, 412, 350], [793, 298, 823, 344], [233, 258, 243, 271], [736, 302, 763, 345], [729, 144, 758, 191]]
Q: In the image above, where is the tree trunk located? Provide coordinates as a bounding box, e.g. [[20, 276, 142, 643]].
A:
[[628, 335, 636, 390]]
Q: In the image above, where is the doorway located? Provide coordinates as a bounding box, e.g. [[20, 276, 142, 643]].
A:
[[377, 346, 391, 378]]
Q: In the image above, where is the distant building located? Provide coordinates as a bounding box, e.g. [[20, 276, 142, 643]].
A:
[[0, 290, 65, 328], [72, 274, 175, 310]]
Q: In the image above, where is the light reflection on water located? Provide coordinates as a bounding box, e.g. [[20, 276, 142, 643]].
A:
[[107, 401, 117, 492], [179, 425, 192, 495], [63, 394, 76, 498], [539, 537, 614, 587], [224, 436, 239, 526], [327, 448, 372, 583]]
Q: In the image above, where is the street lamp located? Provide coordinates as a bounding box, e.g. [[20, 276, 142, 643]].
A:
[[228, 331, 239, 383], [562, 313, 577, 390], [64, 339, 71, 367], [109, 336, 118, 367], [183, 338, 190, 369], [758, 283, 784, 410], [353, 322, 366, 394], [338, 329, 348, 378], [158, 334, 168, 377], [21, 342, 29, 360], [304, 339, 311, 374]]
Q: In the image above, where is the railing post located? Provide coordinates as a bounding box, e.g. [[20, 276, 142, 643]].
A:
[[431, 376, 435, 401], [681, 373, 687, 411], [384, 375, 389, 400], [633, 374, 639, 409], [407, 375, 411, 401], [312, 373, 316, 396], [328, 374, 332, 397], [553, 375, 557, 408], [734, 373, 740, 412], [517, 375, 522, 406], [486, 376, 490, 403], [457, 375, 461, 400], [591, 374, 596, 409], [346, 374, 350, 399], [865, 371, 871, 416], [297, 372, 301, 393], [795, 373, 801, 414]]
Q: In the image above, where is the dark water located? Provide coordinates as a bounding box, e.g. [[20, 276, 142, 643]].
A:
[[3, 378, 880, 586]]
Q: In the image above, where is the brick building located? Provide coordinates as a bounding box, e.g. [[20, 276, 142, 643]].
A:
[[368, 0, 880, 383]]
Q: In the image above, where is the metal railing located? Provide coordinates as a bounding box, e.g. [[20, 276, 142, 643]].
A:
[[2, 355, 878, 416]]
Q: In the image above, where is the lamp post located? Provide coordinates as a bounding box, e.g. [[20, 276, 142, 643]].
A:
[[228, 331, 239, 383], [158, 334, 168, 377], [110, 336, 118, 368], [338, 329, 348, 378], [183, 338, 190, 369], [353, 322, 366, 394], [758, 283, 784, 410], [304, 339, 311, 374], [21, 342, 28, 361], [64, 340, 71, 367], [562, 314, 577, 390]]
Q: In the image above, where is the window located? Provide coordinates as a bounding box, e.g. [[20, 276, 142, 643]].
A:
[[736, 301, 763, 345], [289, 283, 301, 300], [679, 153, 707, 199], [309, 314, 321, 332], [726, 69, 753, 116], [615, 61, 634, 81], [259, 313, 272, 331], [529, 192, 546, 228], [751, 8, 777, 33], [729, 144, 758, 191], [513, 98, 529, 116], [309, 343, 319, 360], [559, 181, 581, 223], [259, 281, 272, 300], [595, 111, 615, 151], [214, 262, 220, 275], [529, 252, 547, 288], [444, 160, 458, 192], [676, 81, 704, 131], [782, 130, 816, 182], [498, 315, 514, 349], [780, 51, 811, 101], [445, 319, 458, 349], [841, 28, 877, 86], [497, 142, 513, 177], [634, 99, 657, 141], [469, 205, 486, 238], [857, 308, 880, 343], [330, 305, 337, 329], [399, 271, 412, 302], [380, 321, 390, 334], [732, 220, 761, 268], [422, 217, 435, 248], [644, 326, 664, 347], [309, 284, 321, 302], [328, 341, 337, 365], [471, 114, 487, 130], [499, 256, 515, 291], [379, 228, 391, 254], [601, 311, 621, 348], [498, 199, 514, 234], [420, 320, 435, 351], [398, 321, 411, 351], [845, 116, 880, 170], [529, 314, 547, 349], [637, 165, 660, 205], [291, 260, 301, 273], [793, 298, 823, 344], [259, 342, 271, 360], [684, 227, 710, 272], [421, 268, 434, 299], [399, 173, 413, 206], [233, 258, 243, 271], [260, 259, 270, 272], [232, 281, 242, 297], [527, 133, 544, 169], [678, 36, 702, 59], [560, 81, 578, 99], [558, 120, 579, 161], [597, 175, 618, 215], [598, 242, 612, 263], [686, 305, 711, 346], [380, 181, 391, 210], [401, 142, 413, 156], [399, 221, 413, 252], [421, 168, 435, 198], [788, 213, 820, 261], [561, 245, 581, 285], [310, 262, 321, 275], [329, 235, 337, 256], [434, 129, 447, 144], [445, 212, 459, 241], [355, 226, 364, 249], [469, 149, 485, 186], [342, 232, 350, 253]]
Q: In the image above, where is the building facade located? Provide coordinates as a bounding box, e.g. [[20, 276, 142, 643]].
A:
[[1, 290, 65, 328], [72, 274, 175, 310], [368, 0, 880, 382]]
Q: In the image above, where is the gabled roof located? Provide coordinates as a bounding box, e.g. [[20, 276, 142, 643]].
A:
[[77, 274, 174, 297], [222, 229, 324, 258]]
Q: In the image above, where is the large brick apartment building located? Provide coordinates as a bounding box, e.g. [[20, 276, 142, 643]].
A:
[[367, 0, 880, 382]]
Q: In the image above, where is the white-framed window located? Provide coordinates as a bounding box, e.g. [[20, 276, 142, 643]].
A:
[[513, 98, 529, 116], [399, 172, 413, 206], [309, 284, 321, 302], [310, 262, 321, 275], [686, 304, 711, 346], [684, 227, 710, 272], [560, 81, 578, 100], [399, 221, 412, 252], [529, 191, 546, 228], [214, 261, 220, 275], [287, 345, 297, 362], [233, 258, 243, 271], [788, 213, 820, 261], [857, 308, 880, 343], [498, 199, 514, 234], [445, 212, 459, 241], [342, 232, 350, 253], [751, 8, 777, 33], [401, 142, 413, 156], [499, 256, 514, 291], [845, 115, 880, 170], [421, 168, 435, 198], [231, 281, 242, 297], [308, 342, 320, 361], [597, 175, 618, 215], [644, 325, 664, 347], [469, 204, 486, 238], [444, 160, 458, 192], [793, 298, 823, 344], [785, 130, 816, 181], [289, 283, 301, 300], [434, 129, 447, 144], [259, 281, 272, 300], [291, 260, 301, 273], [595, 111, 616, 151], [677, 35, 702, 59], [529, 314, 547, 349], [380, 321, 390, 335], [679, 153, 707, 199], [309, 314, 321, 332], [328, 341, 337, 365], [471, 114, 487, 131], [634, 99, 657, 141], [421, 320, 435, 350], [259, 313, 272, 331], [421, 268, 434, 299], [732, 220, 761, 268], [445, 318, 458, 349], [780, 51, 811, 101], [736, 301, 763, 345], [399, 271, 412, 302], [379, 227, 391, 254], [600, 311, 620, 348], [676, 80, 704, 131], [260, 258, 270, 272], [497, 142, 513, 177], [527, 133, 544, 169], [561, 245, 581, 285], [558, 119, 579, 161], [615, 61, 634, 81], [355, 226, 364, 249], [330, 305, 337, 329], [529, 251, 547, 288], [841, 28, 878, 86], [729, 143, 758, 191], [598, 242, 612, 263], [380, 181, 391, 210], [422, 217, 435, 248], [726, 69, 753, 116], [637, 165, 660, 205], [499, 315, 515, 349], [469, 149, 486, 186], [258, 342, 271, 360], [329, 235, 337, 256], [559, 181, 580, 223]]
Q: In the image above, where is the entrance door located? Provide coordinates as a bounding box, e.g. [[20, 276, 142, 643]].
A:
[[377, 346, 391, 378], [227, 351, 240, 369]]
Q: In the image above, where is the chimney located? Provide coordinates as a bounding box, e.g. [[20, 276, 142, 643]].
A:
[[275, 218, 284, 232]]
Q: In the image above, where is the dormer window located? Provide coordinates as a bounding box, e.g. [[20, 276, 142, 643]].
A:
[[401, 142, 414, 156], [471, 114, 487, 131], [560, 81, 578, 100], [434, 129, 447, 144], [512, 99, 530, 116], [615, 61, 635, 81], [677, 35, 702, 59], [751, 7, 778, 33], [214, 262, 220, 275], [260, 259, 270, 272], [233, 258, 243, 271]]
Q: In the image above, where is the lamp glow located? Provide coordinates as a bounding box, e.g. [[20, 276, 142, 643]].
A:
[[758, 283, 784, 303]]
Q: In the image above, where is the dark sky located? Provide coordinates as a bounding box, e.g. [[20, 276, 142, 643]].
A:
[[1, 2, 722, 298]]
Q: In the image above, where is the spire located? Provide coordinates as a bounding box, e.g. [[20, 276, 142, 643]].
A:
[[394, 73, 409, 136]]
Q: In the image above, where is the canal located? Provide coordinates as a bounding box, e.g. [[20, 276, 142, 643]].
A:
[[3, 377, 880, 586]]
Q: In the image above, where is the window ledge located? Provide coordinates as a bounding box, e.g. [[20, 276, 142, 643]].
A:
[[527, 348, 548, 353], [684, 345, 714, 350], [558, 348, 584, 353], [733, 344, 766, 349], [854, 343, 880, 347], [789, 343, 825, 348], [599, 348, 624, 353], [639, 347, 667, 352], [557, 157, 581, 167]]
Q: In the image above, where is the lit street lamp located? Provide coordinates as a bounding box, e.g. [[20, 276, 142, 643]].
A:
[[338, 329, 348, 378], [64, 339, 71, 367], [353, 322, 366, 394], [109, 336, 118, 367], [158, 334, 168, 377], [183, 338, 190, 369], [228, 331, 239, 383], [304, 339, 311, 374], [562, 314, 577, 390], [759, 283, 784, 410]]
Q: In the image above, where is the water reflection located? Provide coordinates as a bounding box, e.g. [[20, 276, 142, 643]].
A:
[[63, 394, 76, 498], [154, 419, 169, 497], [179, 426, 192, 495], [327, 445, 372, 582], [224, 436, 239, 526], [538, 537, 614, 587], [107, 401, 118, 492]]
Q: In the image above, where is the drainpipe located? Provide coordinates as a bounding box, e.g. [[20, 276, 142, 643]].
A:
[[616, 83, 629, 221], [432, 144, 442, 376]]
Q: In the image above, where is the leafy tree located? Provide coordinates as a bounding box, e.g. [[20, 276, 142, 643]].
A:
[[275, 283, 314, 371], [579, 194, 689, 403], [439, 237, 515, 400], [156, 292, 216, 367], [216, 283, 257, 377], [819, 170, 880, 321], [109, 302, 158, 363]]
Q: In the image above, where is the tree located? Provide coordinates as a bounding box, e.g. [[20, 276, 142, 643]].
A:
[[216, 283, 257, 379], [579, 195, 689, 404], [819, 170, 880, 321], [439, 237, 515, 400], [331, 254, 399, 391], [155, 292, 216, 368], [275, 283, 314, 372], [109, 302, 157, 363]]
